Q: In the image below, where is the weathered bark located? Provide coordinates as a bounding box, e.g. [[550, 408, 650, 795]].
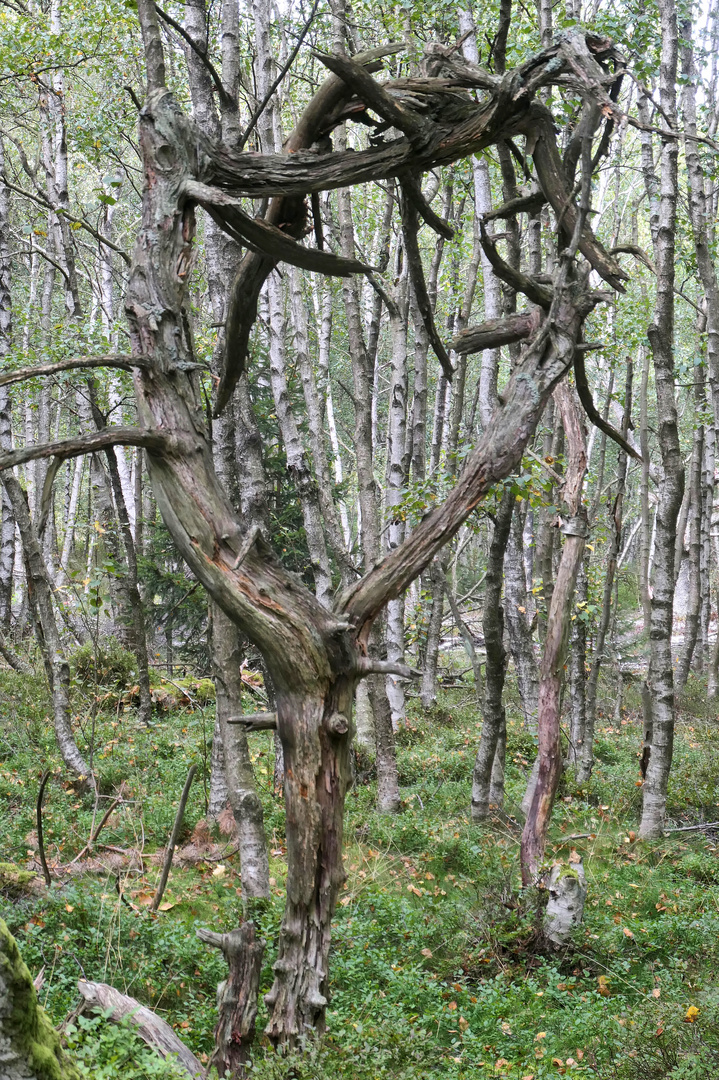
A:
[[0, 918, 81, 1080], [580, 358, 633, 782], [77, 979, 201, 1078], [567, 560, 588, 773], [639, 345, 653, 631], [196, 924, 265, 1077], [212, 605, 271, 901], [639, 0, 684, 839], [0, 140, 14, 632], [471, 489, 513, 820], [521, 382, 587, 884], [6, 6, 628, 1043]]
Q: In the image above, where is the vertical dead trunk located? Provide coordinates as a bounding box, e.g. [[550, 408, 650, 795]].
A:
[[639, 0, 684, 838], [521, 382, 587, 884], [580, 359, 633, 782]]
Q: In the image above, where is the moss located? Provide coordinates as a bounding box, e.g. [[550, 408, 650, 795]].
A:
[[0, 862, 38, 896], [0, 919, 81, 1080]]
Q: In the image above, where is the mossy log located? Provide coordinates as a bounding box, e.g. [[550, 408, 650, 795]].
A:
[[0, 918, 81, 1080]]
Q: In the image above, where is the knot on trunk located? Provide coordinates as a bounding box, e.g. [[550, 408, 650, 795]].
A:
[[324, 711, 349, 736]]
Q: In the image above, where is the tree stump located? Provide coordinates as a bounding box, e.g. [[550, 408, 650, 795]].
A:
[[543, 860, 587, 946], [197, 922, 265, 1077]]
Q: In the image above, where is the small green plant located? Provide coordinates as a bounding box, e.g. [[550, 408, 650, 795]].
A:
[[64, 1013, 189, 1079]]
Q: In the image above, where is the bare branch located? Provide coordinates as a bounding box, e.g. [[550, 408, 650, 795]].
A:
[[1, 178, 131, 265], [185, 180, 372, 276], [155, 4, 230, 105], [399, 169, 454, 239], [573, 349, 643, 462], [450, 310, 542, 354], [479, 221, 553, 308], [0, 427, 171, 473], [400, 184, 453, 379], [0, 354, 150, 388], [356, 657, 422, 679], [226, 712, 278, 731], [239, 0, 322, 150]]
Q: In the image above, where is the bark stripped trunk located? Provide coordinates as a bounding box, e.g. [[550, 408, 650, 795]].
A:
[[521, 382, 587, 884], [580, 359, 633, 782]]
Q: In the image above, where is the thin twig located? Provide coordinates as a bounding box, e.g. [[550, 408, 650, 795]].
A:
[[36, 771, 52, 888], [150, 765, 197, 912]]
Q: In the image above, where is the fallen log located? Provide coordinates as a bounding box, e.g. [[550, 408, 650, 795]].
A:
[[76, 980, 203, 1078]]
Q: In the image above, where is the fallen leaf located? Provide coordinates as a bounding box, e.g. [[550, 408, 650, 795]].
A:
[[212, 865, 226, 878], [158, 901, 175, 911], [535, 1031, 547, 1040], [652, 988, 661, 998], [623, 927, 634, 938], [447, 1001, 457, 1011], [685, 1005, 700, 1023], [598, 975, 610, 997], [459, 1016, 469, 1031], [421, 948, 433, 958]]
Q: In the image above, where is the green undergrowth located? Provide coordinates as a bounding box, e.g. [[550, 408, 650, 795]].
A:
[[3, 661, 719, 1077]]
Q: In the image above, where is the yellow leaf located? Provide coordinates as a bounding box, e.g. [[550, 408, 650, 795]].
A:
[[65, 904, 74, 913], [212, 865, 226, 878], [340, 896, 351, 906], [598, 975, 611, 997], [685, 1006, 700, 1023], [535, 1031, 547, 1040]]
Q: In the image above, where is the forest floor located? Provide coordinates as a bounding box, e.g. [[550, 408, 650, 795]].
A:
[[3, 660, 719, 1078]]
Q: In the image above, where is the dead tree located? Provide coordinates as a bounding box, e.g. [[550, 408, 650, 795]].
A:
[[0, 5, 648, 1045]]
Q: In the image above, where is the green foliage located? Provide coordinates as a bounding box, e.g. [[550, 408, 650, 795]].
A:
[[64, 1014, 189, 1080], [70, 641, 138, 691]]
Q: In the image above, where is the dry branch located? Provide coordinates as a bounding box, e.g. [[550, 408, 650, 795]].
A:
[[0, 428, 172, 473]]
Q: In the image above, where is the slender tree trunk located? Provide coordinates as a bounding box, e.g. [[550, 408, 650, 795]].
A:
[[521, 383, 587, 883], [504, 506, 539, 731], [0, 139, 14, 631], [675, 415, 703, 692], [639, 0, 684, 838], [580, 359, 633, 782], [4, 475, 93, 788], [471, 490, 514, 819]]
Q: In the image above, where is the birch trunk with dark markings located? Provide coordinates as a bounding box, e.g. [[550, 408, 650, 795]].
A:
[[639, 0, 684, 838]]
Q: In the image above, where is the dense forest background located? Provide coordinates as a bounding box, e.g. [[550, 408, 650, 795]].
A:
[[3, 0, 719, 1076]]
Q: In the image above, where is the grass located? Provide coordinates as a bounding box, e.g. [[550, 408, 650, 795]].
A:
[[3, 656, 719, 1077]]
